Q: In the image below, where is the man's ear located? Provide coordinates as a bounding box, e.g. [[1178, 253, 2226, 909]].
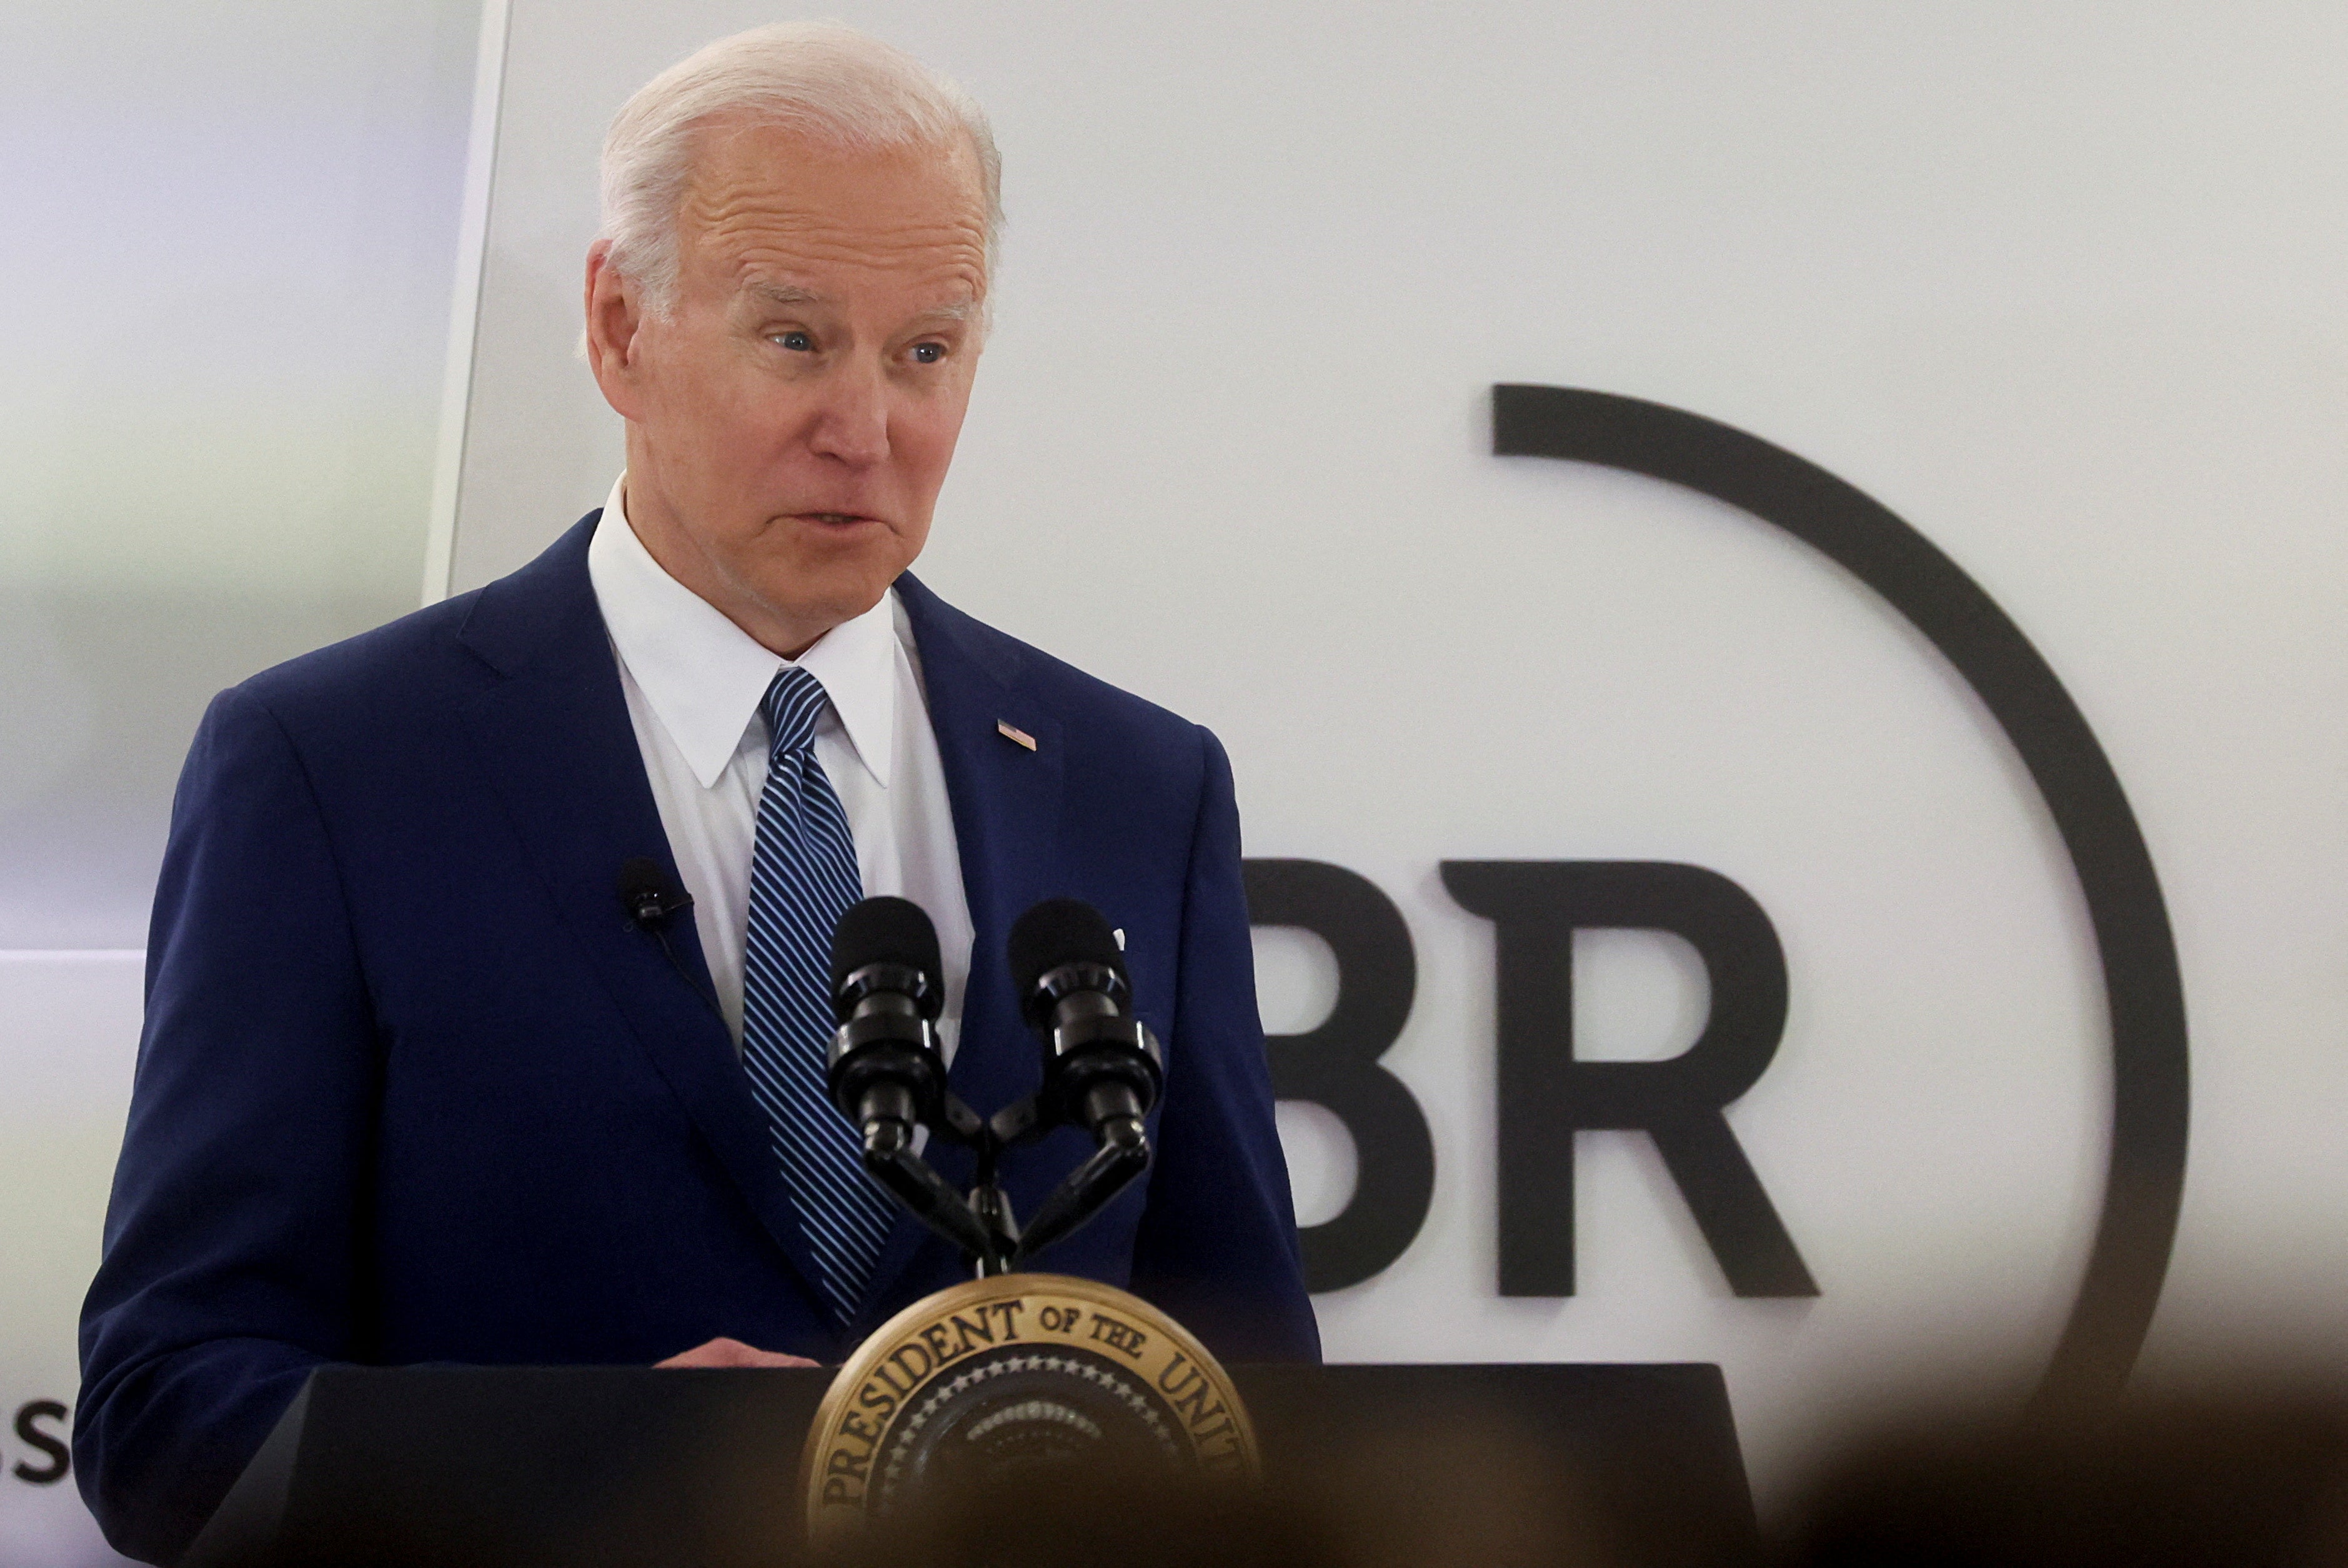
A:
[[584, 241, 649, 420]]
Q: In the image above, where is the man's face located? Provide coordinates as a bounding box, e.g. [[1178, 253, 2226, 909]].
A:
[[586, 118, 989, 655]]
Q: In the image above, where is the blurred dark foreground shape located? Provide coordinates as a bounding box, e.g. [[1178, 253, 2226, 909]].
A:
[[1779, 1387, 2348, 1568], [174, 1364, 2348, 1568], [836, 1417, 1643, 1568], [179, 1361, 1748, 1567], [862, 1389, 2348, 1568]]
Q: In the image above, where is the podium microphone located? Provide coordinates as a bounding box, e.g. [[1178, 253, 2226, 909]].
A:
[[827, 898, 999, 1263], [1001, 899, 1164, 1263], [1008, 898, 1165, 1145], [827, 896, 948, 1143]]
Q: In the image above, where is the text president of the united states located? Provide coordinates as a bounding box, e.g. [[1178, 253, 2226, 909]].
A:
[[76, 24, 1317, 1563]]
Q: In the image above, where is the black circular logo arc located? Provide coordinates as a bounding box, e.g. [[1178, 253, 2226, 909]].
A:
[[1492, 384, 2187, 1404]]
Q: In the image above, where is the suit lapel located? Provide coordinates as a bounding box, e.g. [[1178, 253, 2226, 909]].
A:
[[452, 515, 835, 1317], [855, 574, 1068, 1315]]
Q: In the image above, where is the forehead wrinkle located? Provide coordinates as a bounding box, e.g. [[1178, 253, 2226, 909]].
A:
[[697, 209, 989, 292], [720, 235, 987, 306], [677, 122, 990, 294], [695, 202, 987, 254], [679, 162, 987, 249]]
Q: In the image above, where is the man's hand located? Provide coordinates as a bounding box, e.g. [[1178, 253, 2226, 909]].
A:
[[655, 1336, 820, 1369]]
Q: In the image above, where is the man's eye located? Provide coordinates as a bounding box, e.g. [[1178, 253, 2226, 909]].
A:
[[911, 342, 945, 364], [773, 330, 813, 352]]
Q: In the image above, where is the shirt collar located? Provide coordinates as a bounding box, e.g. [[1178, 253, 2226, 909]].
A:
[[585, 474, 898, 791]]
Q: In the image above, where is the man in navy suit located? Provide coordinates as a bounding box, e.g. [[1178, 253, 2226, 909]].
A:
[[76, 23, 1315, 1563]]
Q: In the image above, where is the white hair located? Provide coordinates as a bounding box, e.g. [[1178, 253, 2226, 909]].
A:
[[598, 21, 1002, 315]]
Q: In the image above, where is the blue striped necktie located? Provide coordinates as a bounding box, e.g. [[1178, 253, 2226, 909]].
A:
[[740, 665, 896, 1325]]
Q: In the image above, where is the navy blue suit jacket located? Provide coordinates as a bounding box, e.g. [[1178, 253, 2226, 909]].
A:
[[76, 514, 1317, 1564]]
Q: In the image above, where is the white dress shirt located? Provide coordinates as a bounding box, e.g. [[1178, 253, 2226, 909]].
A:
[[586, 475, 973, 1059]]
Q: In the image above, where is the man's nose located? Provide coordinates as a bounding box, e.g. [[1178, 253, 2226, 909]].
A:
[[807, 358, 890, 467]]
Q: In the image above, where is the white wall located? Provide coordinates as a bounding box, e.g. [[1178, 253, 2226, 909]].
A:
[[447, 0, 2348, 1507], [0, 1, 482, 1558]]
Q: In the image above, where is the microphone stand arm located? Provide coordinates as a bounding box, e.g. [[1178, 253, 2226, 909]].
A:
[[860, 1118, 1000, 1268], [855, 1085, 1157, 1278], [1010, 1116, 1150, 1266]]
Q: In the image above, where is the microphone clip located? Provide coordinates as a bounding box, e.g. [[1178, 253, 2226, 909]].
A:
[[617, 857, 720, 1023], [617, 856, 695, 930]]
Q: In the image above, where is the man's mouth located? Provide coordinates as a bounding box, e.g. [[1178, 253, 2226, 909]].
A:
[[801, 512, 873, 526]]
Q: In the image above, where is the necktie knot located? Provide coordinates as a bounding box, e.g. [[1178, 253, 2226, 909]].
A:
[[761, 665, 829, 760]]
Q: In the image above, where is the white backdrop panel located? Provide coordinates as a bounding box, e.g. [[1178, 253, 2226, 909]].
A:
[[452, 0, 2348, 1504]]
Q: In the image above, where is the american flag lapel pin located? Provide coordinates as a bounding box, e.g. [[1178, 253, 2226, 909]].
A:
[[997, 720, 1038, 752]]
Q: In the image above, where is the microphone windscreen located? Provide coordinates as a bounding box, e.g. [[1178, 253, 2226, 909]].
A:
[[830, 896, 942, 998], [1007, 897, 1126, 998], [618, 856, 672, 911]]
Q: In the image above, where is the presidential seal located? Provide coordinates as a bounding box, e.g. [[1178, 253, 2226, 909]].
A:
[[800, 1273, 1258, 1540]]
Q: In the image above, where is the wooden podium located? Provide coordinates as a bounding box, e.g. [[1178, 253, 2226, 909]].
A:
[[187, 1362, 1751, 1567]]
